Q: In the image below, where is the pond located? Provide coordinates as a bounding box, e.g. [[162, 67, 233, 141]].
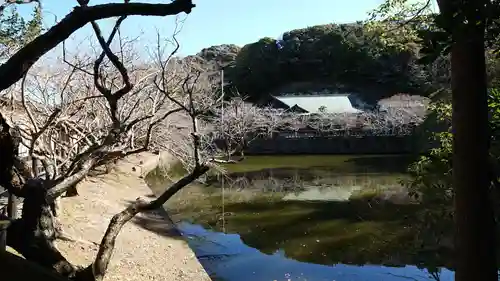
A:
[[147, 155, 455, 281]]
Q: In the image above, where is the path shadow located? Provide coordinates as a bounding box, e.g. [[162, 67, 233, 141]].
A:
[[123, 199, 185, 240]]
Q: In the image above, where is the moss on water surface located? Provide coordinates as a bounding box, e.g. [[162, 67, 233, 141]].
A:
[[147, 154, 451, 272], [164, 193, 425, 266], [222, 154, 413, 173], [146, 155, 415, 179]]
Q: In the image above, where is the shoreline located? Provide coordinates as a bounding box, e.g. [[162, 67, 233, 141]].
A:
[[56, 152, 211, 281]]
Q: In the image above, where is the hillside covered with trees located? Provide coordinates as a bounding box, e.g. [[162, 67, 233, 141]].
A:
[[188, 19, 500, 104]]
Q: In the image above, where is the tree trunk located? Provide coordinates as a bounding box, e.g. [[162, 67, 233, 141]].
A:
[[0, 209, 7, 251], [451, 4, 498, 281], [7, 184, 78, 278], [7, 193, 18, 219], [0, 250, 70, 281]]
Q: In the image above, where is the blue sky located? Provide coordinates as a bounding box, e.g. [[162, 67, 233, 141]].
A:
[[17, 0, 383, 57]]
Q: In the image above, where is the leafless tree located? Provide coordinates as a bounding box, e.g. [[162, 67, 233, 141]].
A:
[[149, 37, 223, 171], [0, 2, 223, 280], [0, 0, 197, 92], [208, 97, 292, 162], [305, 106, 425, 136], [291, 94, 427, 136]]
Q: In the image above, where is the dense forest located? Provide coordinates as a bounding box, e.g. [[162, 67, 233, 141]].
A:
[[187, 21, 440, 104], [187, 18, 500, 105]]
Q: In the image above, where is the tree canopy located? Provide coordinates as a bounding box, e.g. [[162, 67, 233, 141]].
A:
[[0, 5, 42, 60], [222, 20, 449, 104]]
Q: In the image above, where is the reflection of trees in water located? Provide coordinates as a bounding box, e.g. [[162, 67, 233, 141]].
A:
[[151, 158, 455, 278], [428, 269, 443, 281], [212, 171, 308, 193], [387, 269, 443, 281], [161, 183, 456, 280], [179, 198, 453, 272], [207, 167, 404, 196], [226, 177, 251, 191]]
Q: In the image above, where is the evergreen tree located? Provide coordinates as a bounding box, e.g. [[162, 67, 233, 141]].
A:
[[0, 5, 42, 60]]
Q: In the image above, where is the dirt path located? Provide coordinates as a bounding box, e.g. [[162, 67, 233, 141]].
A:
[[55, 152, 211, 281]]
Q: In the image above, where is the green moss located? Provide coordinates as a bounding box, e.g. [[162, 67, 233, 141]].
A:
[[349, 186, 386, 200], [167, 162, 188, 177], [146, 155, 414, 182], [222, 154, 412, 173], [165, 192, 423, 265], [145, 154, 454, 269]]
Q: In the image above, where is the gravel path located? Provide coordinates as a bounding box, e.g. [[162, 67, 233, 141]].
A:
[[55, 152, 210, 281]]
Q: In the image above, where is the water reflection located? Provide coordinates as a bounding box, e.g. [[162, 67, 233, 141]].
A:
[[147, 155, 454, 281], [179, 222, 454, 281]]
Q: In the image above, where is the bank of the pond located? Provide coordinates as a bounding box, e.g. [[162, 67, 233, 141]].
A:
[[162, 154, 416, 177], [55, 152, 210, 281], [221, 154, 415, 173], [147, 154, 455, 281]]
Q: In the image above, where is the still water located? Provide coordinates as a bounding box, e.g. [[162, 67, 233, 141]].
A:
[[147, 155, 454, 281]]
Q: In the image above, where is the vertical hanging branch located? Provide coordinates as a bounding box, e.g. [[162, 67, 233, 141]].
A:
[[90, 15, 130, 128], [45, 16, 131, 202], [185, 71, 202, 167]]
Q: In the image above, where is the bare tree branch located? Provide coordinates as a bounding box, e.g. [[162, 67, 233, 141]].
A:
[[0, 0, 39, 13], [85, 164, 208, 281], [0, 0, 196, 91], [0, 2, 239, 279]]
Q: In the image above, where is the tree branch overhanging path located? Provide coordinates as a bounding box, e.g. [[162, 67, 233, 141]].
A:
[[0, 1, 235, 281], [0, 0, 297, 280], [0, 0, 196, 92]]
